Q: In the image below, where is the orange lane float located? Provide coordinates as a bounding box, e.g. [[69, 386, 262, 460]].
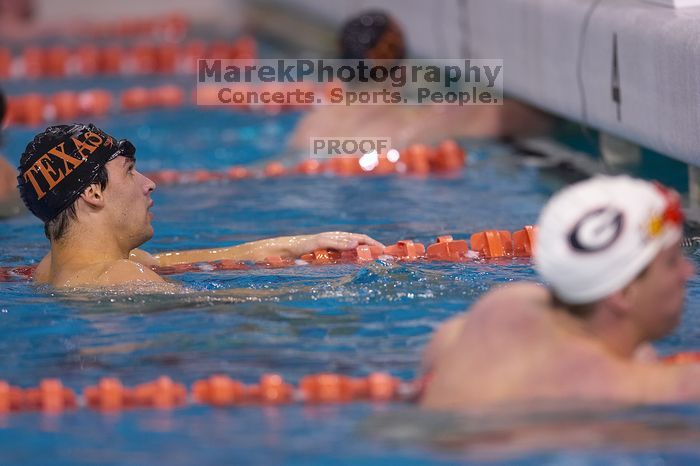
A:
[[120, 87, 151, 112], [247, 374, 295, 404], [23, 379, 77, 413], [84, 378, 134, 411], [295, 160, 325, 175], [74, 45, 100, 76], [300, 373, 356, 403], [153, 84, 185, 108], [384, 240, 426, 260], [9, 93, 46, 127], [132, 376, 187, 409], [400, 144, 433, 175], [0, 381, 25, 413], [50, 91, 81, 120], [426, 235, 470, 262], [78, 89, 112, 117], [120, 84, 185, 111], [299, 249, 342, 264], [263, 162, 286, 177], [470, 230, 513, 259], [192, 375, 247, 406], [354, 372, 401, 401], [662, 351, 700, 364], [227, 166, 252, 180], [261, 256, 296, 268], [513, 225, 536, 257]]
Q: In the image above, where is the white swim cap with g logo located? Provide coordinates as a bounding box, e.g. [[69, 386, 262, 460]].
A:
[[534, 175, 683, 304]]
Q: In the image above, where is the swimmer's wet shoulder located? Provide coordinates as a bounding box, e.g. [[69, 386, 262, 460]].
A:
[[50, 259, 164, 288], [421, 176, 700, 410]]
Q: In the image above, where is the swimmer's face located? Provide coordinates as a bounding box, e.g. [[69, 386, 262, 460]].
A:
[[102, 156, 156, 248], [631, 240, 695, 340]]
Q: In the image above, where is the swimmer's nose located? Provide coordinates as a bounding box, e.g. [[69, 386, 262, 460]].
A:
[[141, 171, 156, 193]]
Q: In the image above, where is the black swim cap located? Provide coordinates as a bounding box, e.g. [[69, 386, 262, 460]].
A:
[[339, 11, 406, 61], [17, 123, 135, 223]]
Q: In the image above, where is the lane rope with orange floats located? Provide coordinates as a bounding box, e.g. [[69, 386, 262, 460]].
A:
[[145, 139, 467, 184], [0, 36, 255, 81], [0, 226, 534, 282], [2, 351, 699, 413], [4, 79, 339, 127], [1, 13, 190, 43]]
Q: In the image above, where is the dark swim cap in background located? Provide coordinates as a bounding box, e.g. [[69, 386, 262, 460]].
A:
[[17, 123, 135, 223], [339, 11, 406, 61]]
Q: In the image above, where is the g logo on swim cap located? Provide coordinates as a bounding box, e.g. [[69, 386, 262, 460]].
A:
[[568, 207, 624, 253]]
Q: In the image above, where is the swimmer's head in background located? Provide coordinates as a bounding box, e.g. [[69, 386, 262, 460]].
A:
[[17, 123, 136, 223], [339, 10, 406, 61], [534, 175, 684, 304]]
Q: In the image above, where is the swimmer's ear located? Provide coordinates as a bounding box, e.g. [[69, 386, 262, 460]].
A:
[[604, 286, 634, 317], [79, 183, 105, 209]]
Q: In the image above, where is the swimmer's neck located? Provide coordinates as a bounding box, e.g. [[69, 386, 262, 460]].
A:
[[49, 222, 134, 271], [552, 303, 644, 360]]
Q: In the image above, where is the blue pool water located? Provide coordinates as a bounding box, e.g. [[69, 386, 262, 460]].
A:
[[2, 106, 700, 465]]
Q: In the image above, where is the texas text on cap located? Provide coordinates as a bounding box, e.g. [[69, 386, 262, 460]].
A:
[[17, 123, 135, 223]]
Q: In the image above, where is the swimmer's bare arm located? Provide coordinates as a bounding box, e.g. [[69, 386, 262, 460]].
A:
[[33, 233, 382, 280], [152, 232, 385, 266]]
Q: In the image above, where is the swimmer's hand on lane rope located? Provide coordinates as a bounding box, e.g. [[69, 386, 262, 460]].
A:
[[33, 232, 384, 288], [131, 232, 375, 296], [152, 232, 385, 266], [286, 232, 385, 257]]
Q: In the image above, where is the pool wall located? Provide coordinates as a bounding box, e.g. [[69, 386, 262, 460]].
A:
[[257, 0, 700, 168]]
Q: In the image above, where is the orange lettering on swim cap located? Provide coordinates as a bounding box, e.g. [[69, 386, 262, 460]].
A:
[[35, 154, 65, 190], [22, 165, 46, 199], [71, 136, 100, 160], [83, 131, 104, 147], [46, 142, 84, 176]]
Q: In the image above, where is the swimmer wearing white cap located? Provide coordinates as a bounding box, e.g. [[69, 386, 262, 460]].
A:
[[421, 175, 700, 409]]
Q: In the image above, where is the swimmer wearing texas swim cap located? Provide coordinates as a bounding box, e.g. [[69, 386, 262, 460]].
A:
[[18, 123, 384, 288], [421, 175, 700, 409]]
